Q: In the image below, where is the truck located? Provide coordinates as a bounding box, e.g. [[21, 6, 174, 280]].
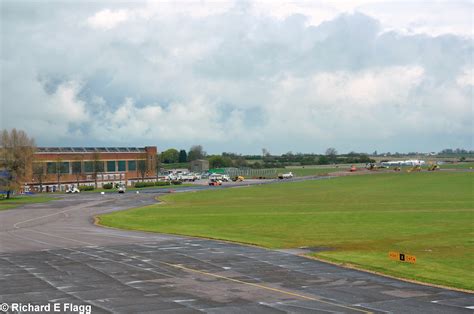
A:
[[278, 172, 293, 179], [177, 173, 198, 182], [209, 174, 230, 182]]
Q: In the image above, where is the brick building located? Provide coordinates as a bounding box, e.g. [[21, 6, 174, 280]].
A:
[[27, 146, 157, 192]]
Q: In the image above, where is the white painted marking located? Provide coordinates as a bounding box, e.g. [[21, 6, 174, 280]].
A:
[[13, 200, 107, 229], [126, 280, 143, 284], [174, 299, 196, 303], [466, 306, 474, 310], [222, 267, 231, 270]]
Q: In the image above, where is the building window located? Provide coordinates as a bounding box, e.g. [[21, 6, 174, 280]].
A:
[[128, 160, 136, 171], [60, 162, 70, 174], [71, 161, 82, 174], [46, 162, 69, 174], [118, 160, 126, 172], [107, 161, 116, 172], [47, 162, 55, 174], [84, 161, 94, 173], [95, 161, 105, 173]]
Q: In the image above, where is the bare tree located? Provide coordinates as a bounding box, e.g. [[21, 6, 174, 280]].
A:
[[71, 155, 84, 187], [325, 147, 338, 163], [155, 154, 161, 182], [92, 152, 104, 189], [54, 156, 63, 192], [262, 148, 271, 162], [188, 145, 206, 161], [137, 153, 148, 182], [0, 129, 36, 198], [32, 162, 46, 193]]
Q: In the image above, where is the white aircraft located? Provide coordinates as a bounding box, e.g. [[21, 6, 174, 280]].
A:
[[381, 160, 425, 167]]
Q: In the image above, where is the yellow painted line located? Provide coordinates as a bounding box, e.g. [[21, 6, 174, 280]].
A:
[[162, 262, 372, 314]]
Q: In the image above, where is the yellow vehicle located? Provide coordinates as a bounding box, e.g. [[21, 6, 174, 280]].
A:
[[428, 164, 439, 171], [232, 176, 244, 182], [407, 165, 421, 172]]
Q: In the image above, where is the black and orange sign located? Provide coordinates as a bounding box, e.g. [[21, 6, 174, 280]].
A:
[[389, 251, 416, 264]]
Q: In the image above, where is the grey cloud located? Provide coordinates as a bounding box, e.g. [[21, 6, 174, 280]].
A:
[[1, 1, 472, 154]]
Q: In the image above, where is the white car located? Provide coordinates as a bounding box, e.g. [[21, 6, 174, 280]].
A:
[[66, 187, 80, 193], [221, 175, 231, 182], [118, 184, 126, 193]]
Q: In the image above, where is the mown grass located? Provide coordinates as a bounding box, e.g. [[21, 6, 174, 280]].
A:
[[0, 195, 55, 211], [278, 167, 342, 176], [99, 172, 474, 290], [440, 162, 474, 169]]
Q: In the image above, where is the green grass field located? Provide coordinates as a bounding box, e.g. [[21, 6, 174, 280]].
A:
[[439, 162, 474, 169], [279, 167, 342, 176], [99, 172, 474, 290], [0, 195, 55, 211]]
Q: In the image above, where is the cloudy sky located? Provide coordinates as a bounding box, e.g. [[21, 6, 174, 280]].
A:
[[1, 0, 472, 154]]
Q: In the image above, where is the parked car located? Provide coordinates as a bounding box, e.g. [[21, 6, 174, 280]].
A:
[[66, 186, 80, 193], [208, 180, 222, 186], [118, 184, 126, 193]]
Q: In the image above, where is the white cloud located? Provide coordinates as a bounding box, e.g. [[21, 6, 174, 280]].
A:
[[2, 1, 473, 153], [457, 67, 474, 87], [88, 97, 226, 144], [0, 77, 88, 143], [51, 81, 89, 122], [87, 9, 130, 30], [260, 66, 426, 142]]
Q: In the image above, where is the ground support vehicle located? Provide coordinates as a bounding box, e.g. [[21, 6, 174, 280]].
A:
[[278, 172, 294, 179]]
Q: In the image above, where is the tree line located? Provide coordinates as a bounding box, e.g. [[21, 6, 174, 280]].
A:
[[160, 145, 206, 163]]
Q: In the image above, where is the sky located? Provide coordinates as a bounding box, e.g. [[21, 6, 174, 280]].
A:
[[1, 0, 473, 154]]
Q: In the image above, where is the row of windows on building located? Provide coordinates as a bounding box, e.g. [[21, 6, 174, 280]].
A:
[[36, 160, 147, 174]]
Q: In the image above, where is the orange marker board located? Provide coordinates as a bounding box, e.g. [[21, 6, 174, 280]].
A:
[[388, 251, 416, 264], [389, 251, 399, 260], [406, 255, 416, 263]]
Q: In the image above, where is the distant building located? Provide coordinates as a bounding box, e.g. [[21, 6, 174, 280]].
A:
[[26, 146, 157, 191], [190, 159, 209, 173]]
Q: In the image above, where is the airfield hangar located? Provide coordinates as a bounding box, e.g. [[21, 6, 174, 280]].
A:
[[25, 146, 158, 192]]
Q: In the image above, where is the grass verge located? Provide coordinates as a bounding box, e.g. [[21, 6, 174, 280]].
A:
[[99, 172, 474, 290], [0, 195, 55, 211]]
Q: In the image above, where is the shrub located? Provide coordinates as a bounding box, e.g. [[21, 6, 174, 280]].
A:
[[134, 182, 155, 188], [171, 180, 182, 185], [155, 181, 170, 186], [78, 185, 94, 191], [102, 183, 113, 189]]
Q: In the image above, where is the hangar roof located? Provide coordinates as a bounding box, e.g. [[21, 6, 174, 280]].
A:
[[36, 147, 146, 153]]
